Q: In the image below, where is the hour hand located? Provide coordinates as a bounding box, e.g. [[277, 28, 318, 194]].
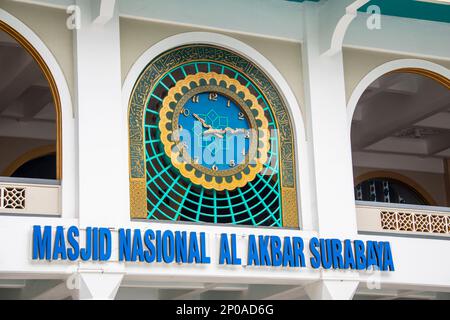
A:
[[193, 113, 212, 129]]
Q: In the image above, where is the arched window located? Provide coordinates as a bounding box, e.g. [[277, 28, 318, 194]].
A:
[[355, 177, 428, 206], [350, 67, 450, 208], [0, 21, 61, 181], [128, 44, 299, 228]]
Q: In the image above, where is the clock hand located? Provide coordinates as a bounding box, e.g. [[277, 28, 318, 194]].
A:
[[204, 128, 224, 139], [193, 113, 212, 130], [203, 128, 249, 139], [193, 113, 225, 138], [223, 128, 247, 135]]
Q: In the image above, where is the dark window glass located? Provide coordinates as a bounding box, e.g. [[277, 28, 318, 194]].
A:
[[355, 178, 427, 206], [12, 154, 57, 180]]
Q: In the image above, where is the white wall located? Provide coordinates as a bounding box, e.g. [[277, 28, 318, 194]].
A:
[[0, 0, 449, 299], [120, 18, 306, 116]]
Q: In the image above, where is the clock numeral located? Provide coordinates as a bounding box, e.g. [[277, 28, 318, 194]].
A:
[[192, 95, 200, 103], [229, 160, 236, 168], [182, 108, 190, 117], [245, 130, 250, 139], [238, 112, 245, 120], [209, 93, 218, 101], [227, 100, 231, 108], [212, 165, 219, 172], [242, 149, 246, 156]]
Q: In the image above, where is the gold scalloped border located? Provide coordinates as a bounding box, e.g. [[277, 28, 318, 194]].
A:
[[159, 72, 270, 191]]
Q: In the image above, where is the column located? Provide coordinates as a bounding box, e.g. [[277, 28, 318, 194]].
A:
[[301, 3, 361, 300], [72, 273, 124, 300], [73, 0, 126, 299], [74, 0, 129, 228], [301, 4, 359, 238], [305, 280, 359, 300]]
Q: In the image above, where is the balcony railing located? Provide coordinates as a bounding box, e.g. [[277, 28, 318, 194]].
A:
[[0, 177, 61, 216], [356, 201, 450, 238]]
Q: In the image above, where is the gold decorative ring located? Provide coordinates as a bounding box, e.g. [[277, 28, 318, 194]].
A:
[[159, 72, 270, 191]]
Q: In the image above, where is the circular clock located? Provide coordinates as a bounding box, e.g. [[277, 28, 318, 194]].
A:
[[159, 72, 270, 191]]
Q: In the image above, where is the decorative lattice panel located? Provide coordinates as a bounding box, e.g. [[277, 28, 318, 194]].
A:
[[380, 210, 450, 235], [0, 187, 26, 210], [414, 214, 431, 233], [380, 211, 397, 230], [430, 215, 447, 234], [397, 212, 414, 232]]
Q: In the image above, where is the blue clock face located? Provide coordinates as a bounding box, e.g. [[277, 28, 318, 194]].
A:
[[159, 72, 270, 191], [177, 92, 251, 172]]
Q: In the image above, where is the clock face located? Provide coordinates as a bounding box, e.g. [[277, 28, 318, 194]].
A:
[[159, 72, 270, 191], [177, 91, 251, 172]]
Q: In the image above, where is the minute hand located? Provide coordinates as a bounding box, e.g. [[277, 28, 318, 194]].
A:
[[203, 128, 247, 139], [204, 128, 225, 139], [223, 128, 247, 135]]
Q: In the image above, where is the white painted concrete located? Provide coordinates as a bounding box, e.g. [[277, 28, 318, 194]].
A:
[[74, 0, 129, 228], [302, 5, 359, 238], [0, 0, 449, 300]]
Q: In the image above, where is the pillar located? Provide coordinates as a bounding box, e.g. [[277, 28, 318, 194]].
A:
[[72, 0, 126, 299], [74, 0, 129, 228], [72, 273, 124, 300], [301, 3, 359, 238], [305, 280, 359, 300], [301, 3, 361, 298]]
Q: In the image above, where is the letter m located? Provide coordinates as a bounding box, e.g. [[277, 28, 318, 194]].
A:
[[33, 226, 52, 260]]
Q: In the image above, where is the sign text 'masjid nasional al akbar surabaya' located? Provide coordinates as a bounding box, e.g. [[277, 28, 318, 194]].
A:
[[32, 226, 395, 271]]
